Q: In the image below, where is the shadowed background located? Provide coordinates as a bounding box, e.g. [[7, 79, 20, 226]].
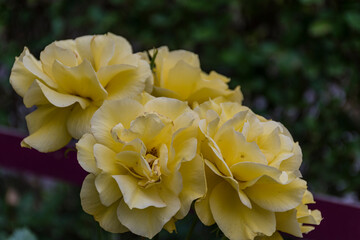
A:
[[0, 0, 359, 239]]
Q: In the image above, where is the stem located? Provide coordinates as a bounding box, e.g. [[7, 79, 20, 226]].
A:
[[185, 217, 198, 240]]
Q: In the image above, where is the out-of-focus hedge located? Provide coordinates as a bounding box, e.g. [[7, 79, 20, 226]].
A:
[[1, 0, 360, 198]]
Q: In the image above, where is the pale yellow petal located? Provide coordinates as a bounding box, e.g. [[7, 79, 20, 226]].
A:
[[279, 142, 302, 172], [302, 190, 315, 204], [97, 63, 137, 87], [163, 218, 177, 233], [80, 174, 105, 216], [195, 165, 223, 226], [204, 154, 253, 208], [147, 46, 169, 86], [95, 172, 122, 207], [312, 209, 323, 224], [270, 152, 295, 169], [275, 209, 303, 237], [52, 60, 107, 105], [34, 79, 90, 109], [107, 33, 133, 64], [144, 97, 189, 121], [167, 117, 198, 168], [75, 35, 94, 66], [301, 225, 315, 234], [67, 103, 98, 139], [244, 176, 307, 212], [194, 99, 222, 120], [117, 188, 180, 239], [257, 127, 281, 162], [91, 98, 143, 151], [54, 39, 78, 53], [216, 109, 247, 137], [132, 91, 155, 105], [164, 60, 200, 99], [173, 137, 197, 166], [255, 231, 284, 240], [188, 87, 230, 104], [113, 175, 166, 209], [90, 35, 115, 71], [76, 133, 99, 174], [151, 85, 183, 100], [215, 127, 267, 167], [126, 113, 166, 146], [21, 51, 57, 89], [239, 109, 263, 138], [97, 202, 128, 234], [40, 42, 79, 78], [226, 85, 244, 103], [121, 138, 146, 155], [198, 71, 230, 88], [206, 117, 220, 139], [201, 138, 232, 177], [93, 143, 126, 175], [22, 106, 71, 152], [116, 150, 151, 178], [105, 60, 149, 100], [173, 110, 197, 130], [220, 174, 252, 209], [209, 181, 276, 240], [80, 174, 127, 233], [159, 144, 171, 175], [298, 209, 322, 225], [176, 154, 206, 219], [10, 48, 39, 97], [23, 80, 49, 107], [218, 101, 244, 120], [161, 171, 182, 196], [160, 49, 200, 85], [195, 198, 215, 226], [230, 162, 282, 182]]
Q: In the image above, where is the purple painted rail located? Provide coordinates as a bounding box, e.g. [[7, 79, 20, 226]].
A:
[[1, 127, 360, 240], [0, 127, 87, 184], [306, 195, 360, 240]]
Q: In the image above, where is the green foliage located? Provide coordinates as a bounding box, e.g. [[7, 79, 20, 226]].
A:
[[0, 0, 359, 238]]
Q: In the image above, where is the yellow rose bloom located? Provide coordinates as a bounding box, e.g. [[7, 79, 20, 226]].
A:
[[140, 47, 243, 106], [76, 93, 206, 238], [10, 33, 153, 152], [194, 98, 308, 240]]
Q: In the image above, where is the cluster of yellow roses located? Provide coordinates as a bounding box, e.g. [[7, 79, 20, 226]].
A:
[[10, 33, 321, 240]]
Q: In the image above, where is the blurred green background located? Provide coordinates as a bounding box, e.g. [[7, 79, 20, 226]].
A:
[[0, 0, 359, 239]]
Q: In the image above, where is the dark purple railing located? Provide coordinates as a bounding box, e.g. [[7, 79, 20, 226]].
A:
[[1, 127, 360, 240], [0, 127, 86, 184]]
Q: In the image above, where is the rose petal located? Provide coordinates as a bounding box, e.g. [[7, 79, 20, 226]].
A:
[[21, 106, 71, 152], [209, 181, 276, 240]]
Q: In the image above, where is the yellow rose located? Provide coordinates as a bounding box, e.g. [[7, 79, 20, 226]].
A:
[[10, 33, 153, 152], [140, 47, 243, 106], [76, 93, 206, 238], [194, 98, 308, 240]]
